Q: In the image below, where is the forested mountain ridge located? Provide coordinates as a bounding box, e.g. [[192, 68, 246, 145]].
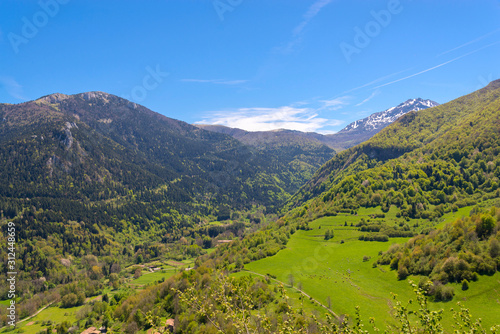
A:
[[196, 125, 329, 149], [0, 91, 299, 214], [285, 79, 500, 218], [196, 125, 336, 192]]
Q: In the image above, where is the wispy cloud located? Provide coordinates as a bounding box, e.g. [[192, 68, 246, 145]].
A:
[[181, 78, 248, 85], [278, 0, 333, 53], [319, 96, 349, 110], [338, 69, 411, 96], [196, 105, 343, 133], [438, 28, 500, 57], [293, 0, 333, 36], [355, 90, 380, 106], [0, 76, 26, 100], [374, 41, 500, 89]]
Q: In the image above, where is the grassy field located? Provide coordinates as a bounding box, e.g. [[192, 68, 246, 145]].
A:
[[1, 305, 83, 334], [245, 206, 500, 331], [129, 270, 177, 287]]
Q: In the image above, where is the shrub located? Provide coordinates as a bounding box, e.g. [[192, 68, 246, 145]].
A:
[[418, 277, 432, 295], [359, 234, 389, 242], [61, 293, 78, 308], [134, 268, 142, 279], [476, 214, 495, 238], [477, 260, 496, 275], [431, 271, 449, 284], [461, 279, 469, 291], [390, 257, 399, 270], [489, 239, 500, 258], [398, 266, 410, 280], [434, 285, 454, 301]]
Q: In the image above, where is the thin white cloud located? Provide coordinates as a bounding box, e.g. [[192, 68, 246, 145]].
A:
[[293, 0, 332, 36], [278, 0, 333, 53], [181, 79, 248, 85], [319, 96, 349, 110], [355, 90, 380, 107], [196, 106, 343, 133], [339, 69, 411, 96], [374, 41, 500, 89], [438, 28, 500, 57], [0, 76, 26, 100]]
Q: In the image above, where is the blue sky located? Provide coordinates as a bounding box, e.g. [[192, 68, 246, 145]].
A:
[[1, 0, 499, 134]]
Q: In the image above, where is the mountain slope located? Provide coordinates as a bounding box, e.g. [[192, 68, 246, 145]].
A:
[[196, 125, 336, 192], [285, 80, 500, 216]]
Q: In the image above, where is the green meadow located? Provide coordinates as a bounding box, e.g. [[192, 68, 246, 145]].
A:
[[2, 305, 82, 334], [130, 270, 177, 287], [245, 206, 500, 330]]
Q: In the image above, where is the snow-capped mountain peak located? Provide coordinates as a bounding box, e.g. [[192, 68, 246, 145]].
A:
[[340, 98, 439, 133]]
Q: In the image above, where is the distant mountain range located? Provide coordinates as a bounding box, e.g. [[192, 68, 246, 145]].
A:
[[197, 98, 439, 152]]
